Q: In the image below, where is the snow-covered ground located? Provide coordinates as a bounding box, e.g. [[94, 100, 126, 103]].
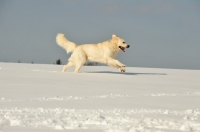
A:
[[0, 63, 200, 132]]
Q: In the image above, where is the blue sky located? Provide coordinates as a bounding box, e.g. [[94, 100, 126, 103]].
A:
[[0, 0, 200, 69]]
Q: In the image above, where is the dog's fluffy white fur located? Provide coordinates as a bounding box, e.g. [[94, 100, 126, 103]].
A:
[[56, 33, 129, 73]]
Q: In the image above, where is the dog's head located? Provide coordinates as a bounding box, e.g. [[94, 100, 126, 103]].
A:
[[112, 34, 130, 52]]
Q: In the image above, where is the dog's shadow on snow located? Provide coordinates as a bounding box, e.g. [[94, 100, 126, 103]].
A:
[[87, 71, 167, 76]]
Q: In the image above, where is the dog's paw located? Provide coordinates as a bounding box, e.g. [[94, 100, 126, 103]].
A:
[[74, 70, 80, 73], [119, 68, 126, 72], [121, 69, 125, 72]]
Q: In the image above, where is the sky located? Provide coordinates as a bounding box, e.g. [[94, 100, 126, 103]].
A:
[[0, 0, 200, 70]]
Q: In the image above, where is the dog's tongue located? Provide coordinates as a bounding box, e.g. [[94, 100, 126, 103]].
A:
[[119, 46, 125, 52], [122, 47, 125, 52]]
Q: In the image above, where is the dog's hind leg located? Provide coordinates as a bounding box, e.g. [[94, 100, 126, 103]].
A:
[[62, 61, 74, 72], [73, 51, 87, 73], [74, 61, 86, 73], [74, 56, 87, 73]]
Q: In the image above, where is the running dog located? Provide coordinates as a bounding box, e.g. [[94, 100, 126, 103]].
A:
[[56, 33, 130, 73]]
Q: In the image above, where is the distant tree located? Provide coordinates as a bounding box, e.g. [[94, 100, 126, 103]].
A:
[[18, 60, 21, 63], [56, 59, 62, 65], [31, 61, 34, 64]]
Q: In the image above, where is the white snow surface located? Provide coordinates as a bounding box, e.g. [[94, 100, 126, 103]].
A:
[[0, 63, 200, 132]]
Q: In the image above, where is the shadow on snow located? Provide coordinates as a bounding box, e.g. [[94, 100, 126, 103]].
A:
[[87, 71, 167, 76]]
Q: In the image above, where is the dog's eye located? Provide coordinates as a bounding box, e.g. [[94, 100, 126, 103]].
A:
[[123, 42, 125, 44]]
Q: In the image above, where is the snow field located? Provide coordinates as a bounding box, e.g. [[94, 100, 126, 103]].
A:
[[1, 108, 199, 132], [1, 108, 200, 132], [0, 63, 200, 132]]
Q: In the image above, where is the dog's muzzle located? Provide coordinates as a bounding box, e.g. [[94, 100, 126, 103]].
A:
[[119, 45, 130, 52]]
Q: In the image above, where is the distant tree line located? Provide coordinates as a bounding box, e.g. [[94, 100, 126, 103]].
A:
[[17, 60, 34, 64], [5, 59, 102, 66], [55, 59, 101, 66], [84, 61, 100, 66]]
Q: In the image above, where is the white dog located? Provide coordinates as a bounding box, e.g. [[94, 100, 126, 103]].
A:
[[56, 33, 130, 73]]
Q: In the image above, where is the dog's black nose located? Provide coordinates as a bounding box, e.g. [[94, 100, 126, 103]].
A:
[[127, 45, 130, 48]]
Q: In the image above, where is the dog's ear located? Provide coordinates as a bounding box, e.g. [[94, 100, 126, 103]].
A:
[[112, 34, 118, 40]]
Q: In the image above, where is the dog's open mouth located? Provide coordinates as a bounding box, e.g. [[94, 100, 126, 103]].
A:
[[119, 46, 125, 52]]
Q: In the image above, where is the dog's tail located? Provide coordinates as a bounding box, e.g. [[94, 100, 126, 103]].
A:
[[56, 33, 77, 54]]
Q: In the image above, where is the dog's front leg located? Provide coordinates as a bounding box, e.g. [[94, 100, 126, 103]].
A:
[[106, 57, 126, 67], [115, 60, 126, 68], [108, 63, 126, 72], [106, 57, 126, 72]]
